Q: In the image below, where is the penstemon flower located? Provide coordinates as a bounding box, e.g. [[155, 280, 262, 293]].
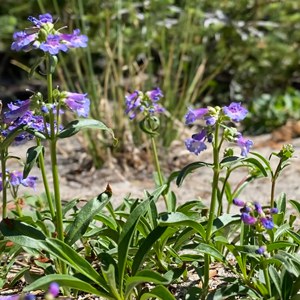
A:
[[222, 102, 248, 122], [11, 13, 88, 54], [61, 92, 90, 117], [233, 199, 277, 230], [184, 102, 253, 156], [125, 88, 165, 120], [0, 170, 38, 192]]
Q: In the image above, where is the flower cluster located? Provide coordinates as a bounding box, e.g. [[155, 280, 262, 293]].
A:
[[185, 102, 253, 156], [0, 170, 38, 192], [11, 13, 87, 54], [233, 198, 278, 230], [0, 100, 52, 144], [125, 87, 165, 120], [61, 92, 90, 117]]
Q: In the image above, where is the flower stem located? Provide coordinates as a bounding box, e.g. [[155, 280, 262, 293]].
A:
[[150, 136, 168, 210], [36, 138, 55, 219], [46, 55, 66, 274], [1, 149, 8, 219], [203, 122, 220, 296]]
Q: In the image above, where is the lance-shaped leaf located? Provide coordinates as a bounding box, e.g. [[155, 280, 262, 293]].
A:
[[140, 285, 176, 300], [40, 238, 110, 291], [159, 212, 206, 239], [23, 145, 44, 179], [0, 218, 45, 248], [23, 274, 114, 299], [126, 270, 172, 299], [58, 118, 115, 139], [176, 161, 213, 186], [65, 185, 112, 245]]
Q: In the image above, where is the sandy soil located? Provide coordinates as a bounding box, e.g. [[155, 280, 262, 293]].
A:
[[4, 133, 300, 213]]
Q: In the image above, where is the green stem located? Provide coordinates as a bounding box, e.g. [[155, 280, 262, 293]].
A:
[[36, 139, 55, 218], [203, 122, 221, 296], [46, 55, 66, 274], [263, 261, 272, 297], [150, 136, 168, 210], [270, 161, 282, 208], [1, 149, 8, 219]]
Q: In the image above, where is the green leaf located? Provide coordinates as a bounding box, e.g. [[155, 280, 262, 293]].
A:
[[212, 214, 240, 233], [0, 219, 46, 248], [140, 285, 176, 300], [118, 195, 153, 288], [159, 212, 206, 239], [176, 161, 213, 186], [23, 274, 113, 299], [65, 186, 112, 245], [267, 241, 297, 252], [243, 157, 268, 177], [102, 264, 121, 300], [41, 238, 110, 292], [250, 151, 272, 170], [58, 119, 115, 139], [23, 145, 44, 179], [289, 199, 300, 216], [132, 226, 167, 275], [194, 243, 226, 262], [126, 270, 171, 298], [269, 265, 282, 298], [286, 230, 300, 245], [220, 155, 241, 167]]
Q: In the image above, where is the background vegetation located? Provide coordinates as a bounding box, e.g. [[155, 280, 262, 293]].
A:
[[1, 0, 300, 165]]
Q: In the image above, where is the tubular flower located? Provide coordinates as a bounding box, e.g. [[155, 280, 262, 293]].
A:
[[63, 92, 90, 117], [255, 246, 266, 255], [40, 34, 68, 55], [11, 13, 88, 54], [59, 29, 88, 48], [48, 282, 60, 297], [185, 129, 208, 155], [260, 217, 274, 230], [185, 107, 209, 125], [1, 171, 38, 191], [146, 87, 164, 102], [125, 88, 165, 120], [125, 91, 141, 119], [237, 134, 253, 157], [223, 102, 248, 122], [233, 198, 245, 207], [241, 212, 257, 225]]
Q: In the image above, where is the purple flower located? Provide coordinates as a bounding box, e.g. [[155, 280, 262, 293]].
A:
[[24, 294, 36, 300], [60, 29, 88, 48], [237, 135, 253, 157], [3, 100, 31, 124], [270, 207, 279, 214], [40, 34, 69, 55], [205, 116, 216, 126], [7, 171, 38, 191], [0, 295, 19, 300], [185, 107, 209, 125], [28, 13, 53, 26], [11, 31, 37, 52], [254, 202, 264, 215], [241, 212, 257, 225], [185, 129, 207, 155], [223, 102, 248, 122], [255, 246, 266, 255], [260, 217, 274, 230], [233, 198, 245, 207], [146, 87, 163, 102], [63, 92, 90, 117], [125, 91, 142, 119], [48, 282, 60, 297]]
